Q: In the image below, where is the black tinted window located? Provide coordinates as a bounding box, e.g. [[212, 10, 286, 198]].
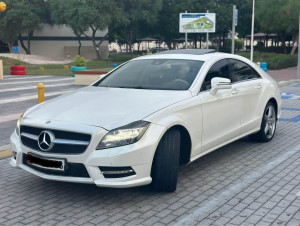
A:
[[201, 59, 231, 91], [228, 59, 261, 82]]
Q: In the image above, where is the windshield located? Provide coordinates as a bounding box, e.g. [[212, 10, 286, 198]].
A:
[[94, 59, 204, 90]]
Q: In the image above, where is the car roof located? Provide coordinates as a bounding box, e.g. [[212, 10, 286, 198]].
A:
[[133, 50, 255, 65], [155, 49, 216, 55]]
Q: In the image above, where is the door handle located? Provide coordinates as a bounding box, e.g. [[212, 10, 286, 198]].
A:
[[257, 84, 263, 89], [232, 88, 239, 94]]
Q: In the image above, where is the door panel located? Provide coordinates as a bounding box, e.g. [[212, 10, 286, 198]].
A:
[[200, 87, 241, 152], [235, 79, 265, 133], [199, 59, 241, 153], [227, 59, 264, 134]]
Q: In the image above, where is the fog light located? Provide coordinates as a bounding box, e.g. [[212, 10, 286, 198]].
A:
[[99, 166, 136, 178]]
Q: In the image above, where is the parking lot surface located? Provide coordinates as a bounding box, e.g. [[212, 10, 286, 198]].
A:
[[0, 75, 299, 225]]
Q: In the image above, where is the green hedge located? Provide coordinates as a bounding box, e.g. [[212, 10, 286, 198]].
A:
[[237, 52, 298, 70]]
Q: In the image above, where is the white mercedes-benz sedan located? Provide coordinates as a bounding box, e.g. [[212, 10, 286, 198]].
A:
[[10, 49, 281, 192]]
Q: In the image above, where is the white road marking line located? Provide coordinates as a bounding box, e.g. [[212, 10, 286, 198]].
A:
[[0, 82, 74, 92], [0, 113, 22, 123], [0, 77, 73, 86], [2, 75, 53, 80], [0, 144, 10, 151], [174, 145, 300, 225], [296, 191, 300, 197], [0, 89, 73, 104]]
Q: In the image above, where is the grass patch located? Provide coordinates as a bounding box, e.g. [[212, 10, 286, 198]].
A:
[[0, 54, 139, 76], [237, 52, 298, 70]]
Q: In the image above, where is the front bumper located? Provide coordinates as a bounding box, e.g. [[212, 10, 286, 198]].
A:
[[10, 120, 165, 188]]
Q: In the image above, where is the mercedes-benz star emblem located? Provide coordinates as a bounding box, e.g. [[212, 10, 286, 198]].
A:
[[38, 131, 55, 151]]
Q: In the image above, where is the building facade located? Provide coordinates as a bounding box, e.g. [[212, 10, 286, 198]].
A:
[[18, 24, 109, 60]]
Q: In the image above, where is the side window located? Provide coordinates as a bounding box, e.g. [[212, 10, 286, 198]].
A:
[[201, 59, 231, 92], [228, 59, 261, 82]]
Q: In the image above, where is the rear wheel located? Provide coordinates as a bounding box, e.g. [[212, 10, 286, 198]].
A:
[[151, 129, 180, 192], [249, 102, 277, 142]]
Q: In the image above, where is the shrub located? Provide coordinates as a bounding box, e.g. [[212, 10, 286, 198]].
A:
[[73, 55, 87, 67], [237, 52, 298, 70]]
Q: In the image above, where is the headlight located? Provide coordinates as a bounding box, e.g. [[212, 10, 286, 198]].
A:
[[16, 113, 24, 136], [96, 121, 150, 150]]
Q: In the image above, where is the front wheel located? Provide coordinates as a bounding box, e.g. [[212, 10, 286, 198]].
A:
[[249, 102, 277, 142], [151, 129, 180, 192]]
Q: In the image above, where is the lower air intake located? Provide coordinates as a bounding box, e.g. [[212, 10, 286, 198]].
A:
[[99, 166, 136, 178]]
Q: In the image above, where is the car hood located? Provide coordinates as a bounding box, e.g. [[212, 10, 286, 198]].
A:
[[25, 86, 192, 130]]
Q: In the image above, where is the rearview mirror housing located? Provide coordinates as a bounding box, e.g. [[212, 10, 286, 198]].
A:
[[210, 77, 232, 95]]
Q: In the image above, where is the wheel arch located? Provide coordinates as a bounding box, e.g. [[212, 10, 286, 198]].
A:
[[268, 97, 278, 118], [152, 124, 192, 166]]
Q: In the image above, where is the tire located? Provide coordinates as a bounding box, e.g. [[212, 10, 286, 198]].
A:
[[10, 66, 26, 70], [11, 70, 26, 75], [249, 102, 277, 142], [151, 129, 180, 192]]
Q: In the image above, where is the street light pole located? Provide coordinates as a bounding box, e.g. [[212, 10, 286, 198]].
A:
[[297, 13, 300, 79], [185, 11, 188, 49], [250, 0, 255, 62], [231, 5, 236, 54], [206, 10, 209, 49]]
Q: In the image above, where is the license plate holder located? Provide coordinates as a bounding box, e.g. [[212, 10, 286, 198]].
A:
[[26, 153, 65, 171]]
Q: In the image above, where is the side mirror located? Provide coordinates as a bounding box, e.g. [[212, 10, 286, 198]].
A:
[[210, 77, 232, 95]]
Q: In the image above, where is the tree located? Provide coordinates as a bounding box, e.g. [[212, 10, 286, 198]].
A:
[[111, 0, 163, 54], [83, 0, 120, 59], [0, 0, 48, 54], [49, 0, 90, 55], [256, 0, 300, 54]]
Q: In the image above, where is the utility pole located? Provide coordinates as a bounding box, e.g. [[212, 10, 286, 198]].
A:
[[231, 5, 236, 54], [185, 11, 188, 49], [206, 10, 209, 49], [250, 0, 255, 61]]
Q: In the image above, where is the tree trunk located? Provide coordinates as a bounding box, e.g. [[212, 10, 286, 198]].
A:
[[280, 34, 287, 54], [27, 31, 33, 55], [217, 33, 221, 51], [290, 34, 298, 55], [194, 34, 197, 49], [129, 31, 133, 55], [222, 33, 226, 50], [200, 35, 202, 49], [90, 26, 101, 60], [8, 42, 13, 53], [137, 42, 141, 54], [77, 35, 82, 55], [18, 33, 29, 54]]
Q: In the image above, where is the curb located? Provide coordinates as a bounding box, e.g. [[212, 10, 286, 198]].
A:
[[278, 79, 300, 87]]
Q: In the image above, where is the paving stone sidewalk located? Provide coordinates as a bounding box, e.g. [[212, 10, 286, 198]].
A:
[[0, 75, 299, 225]]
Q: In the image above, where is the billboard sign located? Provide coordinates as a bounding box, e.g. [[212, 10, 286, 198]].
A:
[[179, 13, 216, 33]]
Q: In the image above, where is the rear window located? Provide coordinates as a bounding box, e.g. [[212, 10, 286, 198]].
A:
[[228, 59, 261, 82]]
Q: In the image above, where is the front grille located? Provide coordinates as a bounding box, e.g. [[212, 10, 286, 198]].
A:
[[20, 125, 91, 154], [23, 153, 90, 178]]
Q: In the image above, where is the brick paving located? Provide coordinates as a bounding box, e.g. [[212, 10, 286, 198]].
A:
[[0, 74, 300, 225]]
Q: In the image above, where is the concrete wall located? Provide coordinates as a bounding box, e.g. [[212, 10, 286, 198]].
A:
[[18, 24, 109, 60]]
